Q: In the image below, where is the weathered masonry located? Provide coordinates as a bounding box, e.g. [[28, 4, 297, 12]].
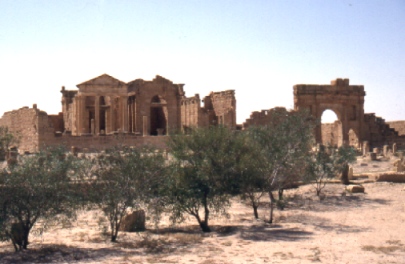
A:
[[293, 78, 366, 146], [1, 76, 404, 153], [0, 74, 236, 153], [61, 74, 236, 136], [243, 78, 405, 150]]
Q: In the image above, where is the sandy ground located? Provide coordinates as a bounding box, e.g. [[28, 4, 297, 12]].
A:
[[1, 158, 405, 263]]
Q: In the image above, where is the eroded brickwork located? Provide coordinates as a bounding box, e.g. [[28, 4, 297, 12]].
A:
[[387, 121, 405, 136], [2, 76, 405, 153], [243, 78, 405, 150], [205, 90, 236, 128], [0, 106, 42, 152], [0, 74, 236, 153], [242, 107, 288, 129]]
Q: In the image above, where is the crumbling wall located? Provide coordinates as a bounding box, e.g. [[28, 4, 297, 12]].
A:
[[205, 90, 236, 128], [242, 107, 288, 129], [48, 113, 64, 132], [42, 134, 168, 152], [387, 121, 405, 136], [363, 114, 405, 149], [181, 95, 201, 129], [0, 106, 40, 153]]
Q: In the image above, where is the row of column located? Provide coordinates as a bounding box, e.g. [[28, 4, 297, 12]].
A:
[[76, 95, 130, 135]]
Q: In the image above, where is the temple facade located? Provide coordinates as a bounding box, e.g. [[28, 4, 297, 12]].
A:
[[60, 74, 236, 136]]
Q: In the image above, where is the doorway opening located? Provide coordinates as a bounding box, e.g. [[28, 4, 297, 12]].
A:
[[321, 109, 342, 147]]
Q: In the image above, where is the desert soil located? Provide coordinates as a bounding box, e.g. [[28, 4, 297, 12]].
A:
[[1, 158, 405, 264]]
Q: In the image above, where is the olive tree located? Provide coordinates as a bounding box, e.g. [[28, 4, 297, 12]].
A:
[[233, 135, 267, 219], [334, 145, 357, 185], [89, 147, 166, 242], [307, 145, 357, 196], [0, 147, 79, 251], [0, 126, 18, 161], [167, 126, 247, 232], [247, 109, 315, 223]]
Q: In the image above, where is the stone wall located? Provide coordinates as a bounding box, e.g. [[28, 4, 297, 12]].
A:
[[242, 107, 288, 129], [0, 106, 40, 153], [206, 90, 236, 128], [42, 134, 168, 153], [0, 105, 169, 153], [321, 123, 339, 146], [181, 95, 202, 129], [387, 121, 405, 136]]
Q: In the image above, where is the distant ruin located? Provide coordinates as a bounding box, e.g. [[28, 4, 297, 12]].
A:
[[244, 78, 405, 151], [0, 76, 404, 153]]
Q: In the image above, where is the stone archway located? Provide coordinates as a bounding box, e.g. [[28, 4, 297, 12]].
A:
[[294, 78, 365, 146], [150, 95, 168, 136], [321, 109, 343, 147]]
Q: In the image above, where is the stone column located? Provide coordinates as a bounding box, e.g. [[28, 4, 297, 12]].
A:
[[373, 148, 379, 155], [143, 116, 148, 136], [75, 96, 81, 135], [393, 143, 397, 155], [109, 98, 115, 133], [348, 166, 354, 180], [131, 98, 136, 133], [77, 96, 86, 135], [91, 119, 95, 135], [362, 141, 369, 156], [369, 152, 377, 161], [121, 96, 129, 132], [95, 96, 100, 135], [383, 145, 389, 157]]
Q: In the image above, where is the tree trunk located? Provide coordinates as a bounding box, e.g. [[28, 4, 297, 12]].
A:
[[253, 204, 259, 219], [22, 229, 29, 250], [110, 220, 119, 242], [278, 189, 284, 200], [199, 221, 211, 232], [194, 213, 211, 232], [268, 191, 276, 224], [201, 191, 211, 232], [341, 163, 350, 185]]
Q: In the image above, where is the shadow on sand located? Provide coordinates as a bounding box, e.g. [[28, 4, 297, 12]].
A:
[[0, 244, 127, 264]]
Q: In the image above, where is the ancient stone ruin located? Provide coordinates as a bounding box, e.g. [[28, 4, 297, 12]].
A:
[[0, 74, 236, 153], [0, 76, 404, 153]]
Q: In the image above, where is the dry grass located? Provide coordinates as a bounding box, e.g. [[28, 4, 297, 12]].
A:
[[362, 240, 405, 255], [2, 175, 405, 263]]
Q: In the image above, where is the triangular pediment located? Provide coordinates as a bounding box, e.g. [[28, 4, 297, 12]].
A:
[[77, 74, 126, 88]]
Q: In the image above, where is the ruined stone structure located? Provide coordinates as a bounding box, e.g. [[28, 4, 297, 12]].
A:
[[293, 78, 365, 146], [0, 74, 236, 153], [61, 74, 236, 136], [243, 78, 405, 150], [242, 107, 288, 129], [1, 76, 404, 153], [386, 121, 405, 136]]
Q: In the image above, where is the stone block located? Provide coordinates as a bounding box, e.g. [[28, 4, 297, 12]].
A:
[[369, 152, 377, 161], [119, 210, 146, 232], [345, 185, 365, 193], [377, 173, 405, 183], [348, 166, 354, 180]]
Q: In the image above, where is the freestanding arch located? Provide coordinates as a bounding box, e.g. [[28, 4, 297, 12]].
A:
[[294, 78, 365, 146]]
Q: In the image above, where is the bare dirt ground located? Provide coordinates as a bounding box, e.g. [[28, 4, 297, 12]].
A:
[[1, 157, 405, 263]]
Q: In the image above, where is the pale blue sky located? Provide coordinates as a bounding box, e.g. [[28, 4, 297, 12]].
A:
[[0, 0, 404, 123]]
